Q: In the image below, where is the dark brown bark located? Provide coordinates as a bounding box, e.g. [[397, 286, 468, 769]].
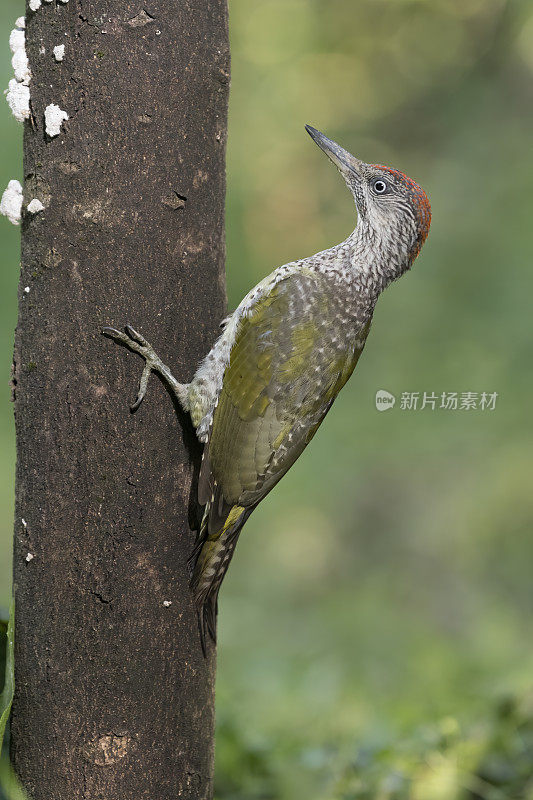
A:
[[11, 1, 229, 798]]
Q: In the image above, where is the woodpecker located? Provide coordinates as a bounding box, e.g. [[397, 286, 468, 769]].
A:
[[103, 126, 431, 647]]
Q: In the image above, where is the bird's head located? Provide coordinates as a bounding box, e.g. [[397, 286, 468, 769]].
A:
[[305, 125, 431, 284]]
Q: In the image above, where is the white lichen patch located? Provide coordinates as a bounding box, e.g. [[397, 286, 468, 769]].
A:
[[6, 16, 31, 121], [53, 44, 65, 62], [9, 27, 25, 54], [0, 179, 23, 225], [29, 0, 41, 11], [28, 198, 45, 214], [44, 103, 68, 137], [12, 48, 31, 84], [5, 79, 30, 122]]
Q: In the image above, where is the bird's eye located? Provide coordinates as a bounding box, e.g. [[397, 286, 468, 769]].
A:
[[372, 179, 389, 195]]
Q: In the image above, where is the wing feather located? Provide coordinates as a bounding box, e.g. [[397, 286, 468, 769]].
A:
[[201, 270, 371, 527]]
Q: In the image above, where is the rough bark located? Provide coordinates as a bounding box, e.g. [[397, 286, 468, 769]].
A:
[[11, 1, 229, 798]]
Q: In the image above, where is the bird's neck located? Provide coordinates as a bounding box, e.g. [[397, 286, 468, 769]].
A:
[[342, 219, 410, 296], [309, 219, 411, 299]]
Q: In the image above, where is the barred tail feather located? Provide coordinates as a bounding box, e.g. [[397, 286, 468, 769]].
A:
[[190, 504, 249, 652]]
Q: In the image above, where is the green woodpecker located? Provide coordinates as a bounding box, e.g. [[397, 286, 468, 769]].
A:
[[103, 126, 431, 647]]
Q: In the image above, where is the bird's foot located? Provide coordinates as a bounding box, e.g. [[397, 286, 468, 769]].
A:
[[102, 324, 166, 411]]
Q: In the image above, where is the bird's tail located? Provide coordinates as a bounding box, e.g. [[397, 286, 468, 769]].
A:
[[189, 504, 248, 652]]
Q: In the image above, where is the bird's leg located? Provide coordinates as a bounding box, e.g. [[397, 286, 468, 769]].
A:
[[102, 325, 188, 412]]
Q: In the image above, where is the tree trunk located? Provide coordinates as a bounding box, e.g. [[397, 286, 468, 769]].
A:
[[10, 1, 229, 798]]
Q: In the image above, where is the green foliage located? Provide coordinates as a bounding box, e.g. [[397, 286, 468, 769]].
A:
[[0, 604, 13, 752], [215, 715, 280, 799], [216, 694, 533, 799], [0, 603, 25, 800], [0, 763, 26, 800]]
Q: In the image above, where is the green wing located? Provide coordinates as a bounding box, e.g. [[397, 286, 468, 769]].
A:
[[191, 269, 371, 643], [200, 270, 371, 535]]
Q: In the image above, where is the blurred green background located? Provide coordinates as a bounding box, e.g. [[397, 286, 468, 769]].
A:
[[1, 0, 533, 797]]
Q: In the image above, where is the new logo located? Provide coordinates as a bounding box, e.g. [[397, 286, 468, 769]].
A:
[[375, 390, 396, 411]]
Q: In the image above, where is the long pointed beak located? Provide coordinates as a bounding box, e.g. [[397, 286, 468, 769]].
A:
[[305, 125, 364, 181]]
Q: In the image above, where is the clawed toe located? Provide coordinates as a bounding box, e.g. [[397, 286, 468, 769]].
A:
[[130, 395, 144, 413], [124, 325, 148, 347], [102, 326, 126, 342], [102, 324, 156, 411], [102, 323, 183, 415], [130, 362, 153, 412], [102, 325, 152, 356]]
